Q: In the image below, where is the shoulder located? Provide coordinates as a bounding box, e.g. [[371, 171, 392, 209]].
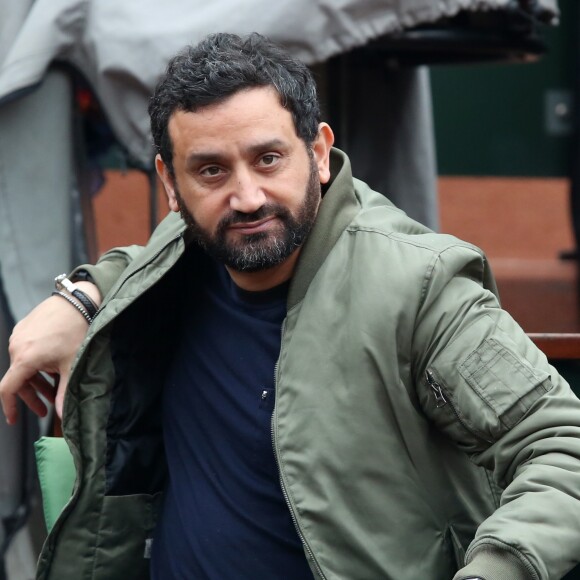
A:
[[349, 205, 488, 280], [337, 182, 498, 301], [351, 177, 482, 257]]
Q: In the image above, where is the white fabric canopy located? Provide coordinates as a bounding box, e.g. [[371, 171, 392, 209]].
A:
[[0, 0, 559, 166]]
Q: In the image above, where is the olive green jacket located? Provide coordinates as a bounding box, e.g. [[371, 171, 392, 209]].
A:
[[37, 149, 580, 580]]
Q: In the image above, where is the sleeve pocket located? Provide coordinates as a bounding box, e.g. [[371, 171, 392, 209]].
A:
[[459, 337, 553, 431], [422, 315, 555, 449]]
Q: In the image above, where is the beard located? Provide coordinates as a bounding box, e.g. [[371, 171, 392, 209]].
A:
[[175, 155, 321, 272]]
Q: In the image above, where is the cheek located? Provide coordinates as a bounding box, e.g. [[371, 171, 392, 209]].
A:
[[283, 168, 314, 208], [188, 197, 227, 229]]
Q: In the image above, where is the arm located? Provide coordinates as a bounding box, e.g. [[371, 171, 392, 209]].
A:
[[0, 281, 101, 424], [412, 244, 580, 580], [0, 210, 184, 424], [0, 245, 144, 424]]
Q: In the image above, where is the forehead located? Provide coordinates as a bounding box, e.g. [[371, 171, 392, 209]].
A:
[[167, 87, 298, 155]]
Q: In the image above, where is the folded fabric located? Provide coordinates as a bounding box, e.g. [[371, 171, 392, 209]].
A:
[[34, 436, 75, 532]]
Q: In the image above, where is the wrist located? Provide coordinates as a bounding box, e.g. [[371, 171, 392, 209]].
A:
[[53, 273, 102, 324]]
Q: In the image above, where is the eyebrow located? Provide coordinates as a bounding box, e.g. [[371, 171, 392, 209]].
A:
[[245, 138, 287, 156], [185, 139, 287, 167]]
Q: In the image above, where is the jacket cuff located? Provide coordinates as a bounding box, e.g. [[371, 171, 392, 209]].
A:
[[453, 546, 530, 580], [69, 261, 127, 301]]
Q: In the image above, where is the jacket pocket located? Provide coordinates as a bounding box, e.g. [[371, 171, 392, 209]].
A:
[[459, 337, 552, 430], [92, 493, 162, 580], [420, 317, 553, 452]]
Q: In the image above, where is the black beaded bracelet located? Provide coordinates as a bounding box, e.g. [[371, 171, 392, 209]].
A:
[[51, 291, 93, 324]]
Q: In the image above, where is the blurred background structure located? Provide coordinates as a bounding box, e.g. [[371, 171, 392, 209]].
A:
[[1, 0, 578, 578]]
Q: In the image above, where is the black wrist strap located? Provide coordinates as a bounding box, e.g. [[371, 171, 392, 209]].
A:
[[69, 288, 98, 318], [70, 269, 95, 285]]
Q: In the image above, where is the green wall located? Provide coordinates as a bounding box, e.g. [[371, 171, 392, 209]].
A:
[[431, 0, 577, 177]]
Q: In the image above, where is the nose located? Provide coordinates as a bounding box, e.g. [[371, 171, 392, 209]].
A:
[[229, 168, 266, 214]]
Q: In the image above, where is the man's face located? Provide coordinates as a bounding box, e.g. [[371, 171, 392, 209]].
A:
[[174, 151, 320, 272], [156, 87, 333, 274]]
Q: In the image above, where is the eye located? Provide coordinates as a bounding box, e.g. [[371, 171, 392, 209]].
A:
[[258, 154, 280, 168], [200, 165, 224, 178]]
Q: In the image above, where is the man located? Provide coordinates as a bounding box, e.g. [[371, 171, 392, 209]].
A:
[[2, 33, 580, 580]]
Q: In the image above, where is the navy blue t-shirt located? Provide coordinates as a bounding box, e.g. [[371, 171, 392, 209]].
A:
[[151, 257, 314, 579]]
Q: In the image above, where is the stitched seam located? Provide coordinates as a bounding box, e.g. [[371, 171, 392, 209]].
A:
[[347, 224, 483, 254], [459, 339, 551, 424]]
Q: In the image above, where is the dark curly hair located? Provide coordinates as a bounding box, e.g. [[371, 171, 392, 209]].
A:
[[148, 32, 321, 178]]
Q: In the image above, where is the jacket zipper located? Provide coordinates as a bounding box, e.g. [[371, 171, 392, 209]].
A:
[[425, 369, 493, 444], [271, 321, 327, 580], [425, 369, 447, 407]]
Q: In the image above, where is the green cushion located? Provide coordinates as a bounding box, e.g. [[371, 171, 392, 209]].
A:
[[34, 436, 75, 532]]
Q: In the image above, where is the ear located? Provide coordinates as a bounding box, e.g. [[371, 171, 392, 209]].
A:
[[155, 154, 180, 213], [311, 123, 334, 185]]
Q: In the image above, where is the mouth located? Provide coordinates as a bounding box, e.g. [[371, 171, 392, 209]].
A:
[[227, 216, 277, 235]]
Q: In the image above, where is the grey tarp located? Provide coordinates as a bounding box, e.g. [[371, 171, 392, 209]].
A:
[[0, 4, 77, 579], [0, 0, 560, 317], [0, 1, 560, 578], [0, 0, 559, 167]]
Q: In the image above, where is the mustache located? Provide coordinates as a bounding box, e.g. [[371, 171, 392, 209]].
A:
[[217, 204, 288, 229]]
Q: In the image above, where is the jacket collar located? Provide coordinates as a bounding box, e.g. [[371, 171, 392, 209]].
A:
[[287, 147, 360, 310]]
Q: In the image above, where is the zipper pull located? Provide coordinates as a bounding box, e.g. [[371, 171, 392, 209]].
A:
[[426, 370, 447, 408]]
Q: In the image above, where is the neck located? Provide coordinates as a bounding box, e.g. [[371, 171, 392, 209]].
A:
[[225, 249, 301, 292]]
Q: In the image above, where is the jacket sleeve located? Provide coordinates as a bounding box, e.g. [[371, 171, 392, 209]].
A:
[[411, 243, 580, 580], [70, 245, 144, 299], [69, 211, 183, 299]]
